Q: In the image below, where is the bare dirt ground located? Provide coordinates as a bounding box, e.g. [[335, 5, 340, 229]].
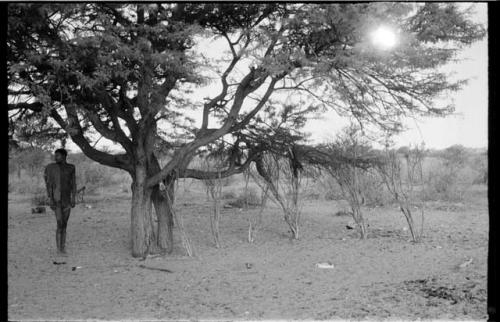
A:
[[8, 186, 487, 320]]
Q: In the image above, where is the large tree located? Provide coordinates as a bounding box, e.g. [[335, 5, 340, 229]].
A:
[[8, 3, 485, 257]]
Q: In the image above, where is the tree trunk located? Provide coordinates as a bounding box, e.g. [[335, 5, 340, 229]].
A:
[[211, 196, 221, 248], [284, 208, 300, 239], [352, 205, 367, 239], [400, 204, 418, 242], [148, 155, 175, 253], [152, 184, 174, 253], [248, 186, 268, 243], [130, 165, 157, 258]]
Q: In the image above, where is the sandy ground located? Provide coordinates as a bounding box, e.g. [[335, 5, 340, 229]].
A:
[[8, 187, 487, 320]]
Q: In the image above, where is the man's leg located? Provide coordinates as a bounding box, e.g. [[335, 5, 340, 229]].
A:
[[60, 207, 71, 254], [54, 205, 64, 254]]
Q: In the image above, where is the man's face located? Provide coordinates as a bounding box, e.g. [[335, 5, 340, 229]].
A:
[[54, 152, 65, 163]]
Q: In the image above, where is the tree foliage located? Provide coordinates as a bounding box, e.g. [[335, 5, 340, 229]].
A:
[[8, 3, 485, 177], [7, 3, 485, 257]]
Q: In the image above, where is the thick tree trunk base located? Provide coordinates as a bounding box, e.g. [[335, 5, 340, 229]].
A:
[[130, 176, 156, 258], [152, 186, 174, 254]]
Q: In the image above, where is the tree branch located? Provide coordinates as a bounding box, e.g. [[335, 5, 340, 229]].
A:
[[97, 90, 135, 154], [98, 4, 133, 27], [118, 85, 139, 135], [51, 106, 133, 172], [83, 108, 133, 155], [180, 148, 261, 180], [201, 34, 249, 131], [8, 102, 43, 112], [230, 77, 279, 132]]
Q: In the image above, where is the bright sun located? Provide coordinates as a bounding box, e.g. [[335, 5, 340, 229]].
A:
[[371, 26, 397, 50]]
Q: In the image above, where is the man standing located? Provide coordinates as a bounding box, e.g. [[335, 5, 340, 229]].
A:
[[44, 148, 76, 255]]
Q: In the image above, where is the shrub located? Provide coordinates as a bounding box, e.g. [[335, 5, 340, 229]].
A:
[[221, 175, 237, 187], [227, 187, 261, 208], [324, 189, 343, 201], [358, 171, 391, 206], [10, 175, 45, 194], [304, 191, 321, 200], [31, 193, 50, 206], [422, 163, 473, 201], [420, 145, 485, 202], [320, 177, 343, 200], [77, 162, 120, 192], [9, 147, 49, 179], [222, 190, 237, 199], [334, 210, 352, 216], [30, 186, 50, 206]]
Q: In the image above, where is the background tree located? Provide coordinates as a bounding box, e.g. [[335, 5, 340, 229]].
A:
[[9, 103, 66, 179], [426, 144, 472, 200], [8, 3, 485, 257], [9, 147, 49, 180], [471, 150, 488, 185]]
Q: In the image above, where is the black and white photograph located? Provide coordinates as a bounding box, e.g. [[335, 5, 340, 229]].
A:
[[7, 2, 489, 320]]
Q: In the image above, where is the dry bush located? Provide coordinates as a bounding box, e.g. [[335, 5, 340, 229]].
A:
[[9, 148, 48, 195], [253, 150, 306, 240], [77, 162, 122, 193], [31, 189, 50, 206], [222, 190, 237, 200], [322, 179, 344, 201], [376, 144, 425, 242], [321, 125, 377, 239], [9, 147, 49, 179], [10, 176, 45, 194], [304, 190, 321, 200], [423, 170, 461, 201], [247, 185, 270, 243], [227, 187, 261, 208], [421, 145, 484, 202], [422, 161, 477, 202], [325, 164, 369, 239], [470, 152, 487, 185], [200, 153, 227, 249], [345, 170, 391, 207], [220, 175, 237, 187], [9, 151, 123, 196], [300, 175, 324, 200], [160, 178, 195, 257], [319, 171, 388, 206]]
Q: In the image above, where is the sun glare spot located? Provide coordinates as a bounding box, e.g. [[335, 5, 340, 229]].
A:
[[371, 26, 397, 50]]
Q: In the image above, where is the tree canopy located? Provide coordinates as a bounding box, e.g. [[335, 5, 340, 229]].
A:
[[8, 3, 485, 178], [7, 3, 486, 256]]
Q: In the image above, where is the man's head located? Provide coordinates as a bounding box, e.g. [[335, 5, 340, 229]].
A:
[[54, 148, 68, 163]]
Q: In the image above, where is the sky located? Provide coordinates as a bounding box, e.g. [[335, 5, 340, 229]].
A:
[[64, 3, 488, 153], [305, 3, 488, 149], [389, 3, 487, 149]]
